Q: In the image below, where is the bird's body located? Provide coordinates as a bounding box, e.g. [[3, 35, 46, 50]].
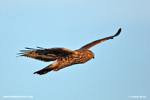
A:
[[59, 50, 94, 65], [19, 28, 121, 75]]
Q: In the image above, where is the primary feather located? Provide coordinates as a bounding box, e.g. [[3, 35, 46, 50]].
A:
[[20, 48, 74, 62]]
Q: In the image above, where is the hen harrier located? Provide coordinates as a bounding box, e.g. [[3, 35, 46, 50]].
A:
[[19, 28, 121, 75]]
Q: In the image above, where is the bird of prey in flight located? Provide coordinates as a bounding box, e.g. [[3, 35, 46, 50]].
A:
[[19, 28, 121, 75]]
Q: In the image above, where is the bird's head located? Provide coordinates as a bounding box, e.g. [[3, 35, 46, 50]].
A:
[[87, 50, 95, 59]]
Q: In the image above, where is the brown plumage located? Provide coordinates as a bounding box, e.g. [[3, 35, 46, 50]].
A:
[[19, 28, 121, 75]]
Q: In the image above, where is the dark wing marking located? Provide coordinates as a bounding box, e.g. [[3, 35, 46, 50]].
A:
[[33, 64, 55, 75], [79, 28, 121, 50], [19, 47, 74, 62]]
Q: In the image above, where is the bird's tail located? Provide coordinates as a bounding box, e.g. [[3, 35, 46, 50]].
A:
[[34, 63, 58, 75]]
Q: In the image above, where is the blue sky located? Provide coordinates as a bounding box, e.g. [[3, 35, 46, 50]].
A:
[[0, 0, 150, 100]]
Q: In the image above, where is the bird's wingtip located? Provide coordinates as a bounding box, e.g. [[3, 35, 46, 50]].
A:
[[118, 28, 122, 33], [33, 72, 41, 75], [114, 28, 122, 37], [33, 71, 45, 75]]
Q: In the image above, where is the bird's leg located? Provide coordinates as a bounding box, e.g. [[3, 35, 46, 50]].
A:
[[53, 68, 60, 71]]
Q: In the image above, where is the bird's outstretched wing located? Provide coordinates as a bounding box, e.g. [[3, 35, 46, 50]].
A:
[[19, 47, 74, 62], [79, 28, 121, 50]]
